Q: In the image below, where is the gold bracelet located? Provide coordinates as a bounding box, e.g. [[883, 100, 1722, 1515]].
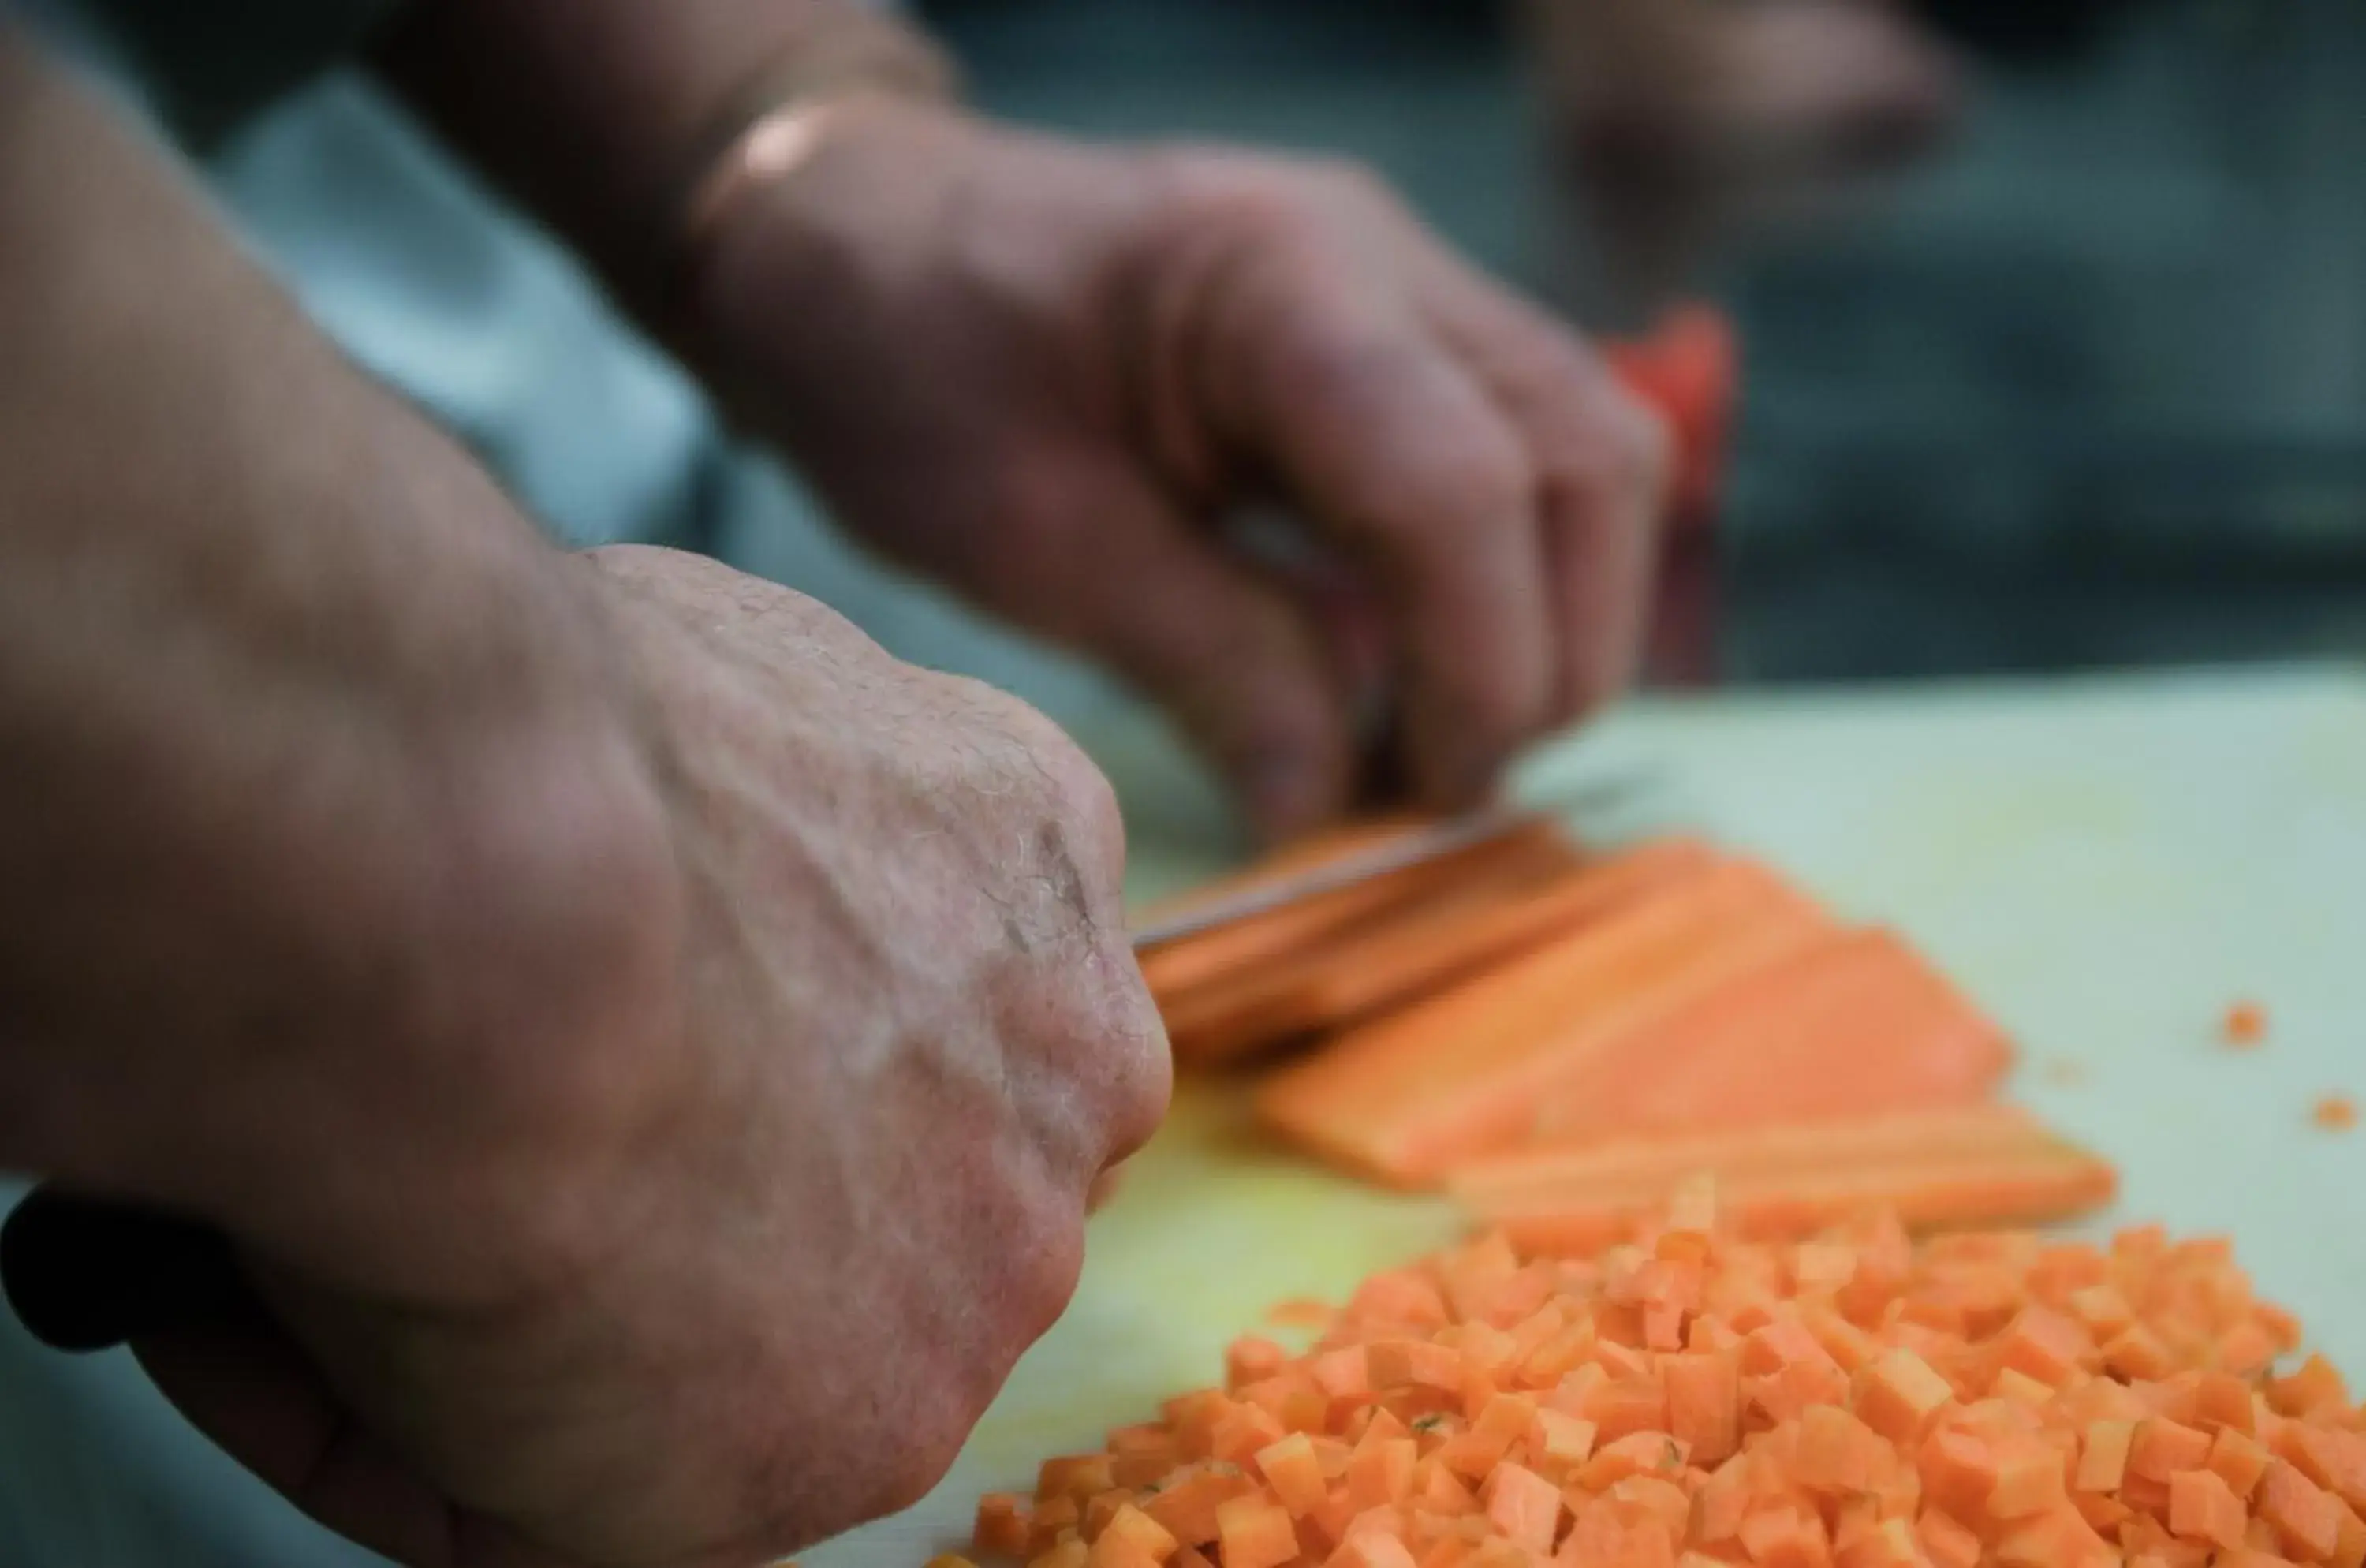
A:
[[672, 13, 961, 256]]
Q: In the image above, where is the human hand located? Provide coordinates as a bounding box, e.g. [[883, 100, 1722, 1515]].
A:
[[121, 546, 1170, 1568], [681, 100, 1671, 841]]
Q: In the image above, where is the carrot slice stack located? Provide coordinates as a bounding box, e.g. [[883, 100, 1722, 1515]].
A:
[[1160, 838, 1715, 1067], [1255, 855, 1833, 1187], [1450, 1105, 2118, 1254]]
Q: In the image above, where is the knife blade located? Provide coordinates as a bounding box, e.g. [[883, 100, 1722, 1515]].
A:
[[1129, 770, 1656, 951]]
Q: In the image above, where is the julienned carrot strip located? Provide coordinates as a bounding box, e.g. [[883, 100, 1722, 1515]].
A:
[[1256, 857, 1833, 1187], [1138, 818, 1577, 997], [1162, 838, 1714, 1067], [1156, 829, 1595, 1063], [1521, 927, 2014, 1143], [956, 1199, 2360, 1568], [1448, 1107, 2118, 1253]]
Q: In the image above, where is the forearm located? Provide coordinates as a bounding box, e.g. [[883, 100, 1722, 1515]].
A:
[[0, 34, 676, 1283], [372, 0, 953, 323]]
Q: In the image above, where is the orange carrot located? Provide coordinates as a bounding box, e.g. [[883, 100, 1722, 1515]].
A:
[[2222, 1000, 2268, 1048], [1138, 818, 1577, 1002], [949, 1197, 2352, 1568], [1518, 927, 2014, 1143], [2314, 1096, 2357, 1133], [1162, 838, 1714, 1066], [1257, 856, 1833, 1185], [1448, 1107, 2118, 1253]]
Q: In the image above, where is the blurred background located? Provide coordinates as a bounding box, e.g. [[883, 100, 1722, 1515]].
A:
[[38, 0, 2366, 704], [916, 0, 2366, 686]]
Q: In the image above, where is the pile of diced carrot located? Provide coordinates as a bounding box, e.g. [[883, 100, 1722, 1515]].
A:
[[950, 1191, 2362, 1568], [1137, 819, 2116, 1241]]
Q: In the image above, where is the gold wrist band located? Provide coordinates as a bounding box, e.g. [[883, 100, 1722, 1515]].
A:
[[673, 14, 961, 255]]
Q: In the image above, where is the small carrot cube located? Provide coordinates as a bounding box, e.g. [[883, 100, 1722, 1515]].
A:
[[1532, 1409, 1598, 1469], [1916, 1509, 1982, 1568], [2256, 1461, 2343, 1561], [2169, 1469, 2249, 1550], [1040, 1456, 1118, 1504], [1987, 1442, 2069, 1521], [2223, 1000, 2268, 1046], [1857, 1349, 1955, 1443], [1216, 1499, 1301, 1568], [1327, 1535, 1417, 1568], [1369, 1341, 1463, 1394], [1482, 1462, 1562, 1554], [1664, 1351, 1741, 1469], [978, 1494, 1033, 1558], [1089, 1506, 1178, 1568], [1029, 1544, 1088, 1568], [1256, 1433, 1330, 1518], [1794, 1406, 1885, 1495], [2077, 1421, 2135, 1493], [1344, 1438, 1416, 1511], [2210, 1427, 2274, 1500], [2133, 1419, 2217, 1482], [1997, 1305, 2092, 1388]]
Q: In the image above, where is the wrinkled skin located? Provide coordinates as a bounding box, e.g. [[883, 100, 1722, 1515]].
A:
[[129, 547, 1172, 1568], [685, 100, 1671, 840]]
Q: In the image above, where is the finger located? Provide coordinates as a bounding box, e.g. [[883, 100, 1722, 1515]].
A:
[[1422, 280, 1671, 726], [989, 454, 1360, 842], [132, 1316, 577, 1568], [1195, 246, 1554, 808]]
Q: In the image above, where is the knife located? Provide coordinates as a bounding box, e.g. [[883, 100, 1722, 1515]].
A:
[[1129, 767, 1659, 951]]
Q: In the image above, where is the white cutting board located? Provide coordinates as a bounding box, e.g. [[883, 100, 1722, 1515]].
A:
[[812, 665, 2366, 1567]]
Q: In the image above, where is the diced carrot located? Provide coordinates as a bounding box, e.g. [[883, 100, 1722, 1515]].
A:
[[1916, 1510, 1981, 1568], [1141, 1465, 1256, 1547], [977, 1494, 1032, 1559], [1794, 1406, 1886, 1495], [2077, 1421, 2135, 1493], [1330, 1535, 1420, 1568], [1453, 1106, 2117, 1253], [2211, 1428, 2274, 1500], [1345, 1438, 1417, 1511], [1534, 1409, 1599, 1469], [1040, 1457, 1118, 1504], [1258, 856, 1832, 1185], [1030, 1547, 1088, 1568], [1482, 1462, 1562, 1553], [2314, 1096, 2358, 1133], [2256, 1461, 2344, 1561], [2271, 1356, 2352, 1420], [1663, 1351, 1741, 1468], [2133, 1420, 2217, 1483], [1216, 1498, 1301, 1568], [2223, 1001, 2268, 1047], [1857, 1349, 1957, 1444], [1090, 1506, 1178, 1568], [2169, 1469, 2248, 1550], [1229, 1338, 1290, 1391], [1987, 1440, 2069, 1521], [1257, 1434, 1330, 1518]]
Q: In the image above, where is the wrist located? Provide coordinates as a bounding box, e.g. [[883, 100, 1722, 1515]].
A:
[[628, 12, 961, 338]]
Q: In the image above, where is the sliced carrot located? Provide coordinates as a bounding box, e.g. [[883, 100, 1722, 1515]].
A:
[[1450, 1106, 2118, 1253], [1259, 856, 1832, 1185], [1522, 927, 2013, 1144], [1153, 826, 1600, 1064], [1162, 838, 1717, 1066]]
